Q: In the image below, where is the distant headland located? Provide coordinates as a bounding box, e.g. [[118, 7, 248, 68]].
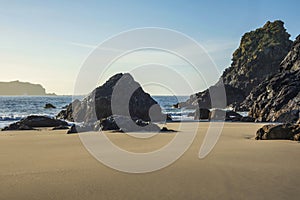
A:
[[0, 80, 56, 96]]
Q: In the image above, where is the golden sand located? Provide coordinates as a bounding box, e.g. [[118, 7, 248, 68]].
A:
[[0, 122, 299, 200]]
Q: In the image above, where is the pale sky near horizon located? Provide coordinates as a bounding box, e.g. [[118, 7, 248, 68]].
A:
[[1, 0, 300, 95]]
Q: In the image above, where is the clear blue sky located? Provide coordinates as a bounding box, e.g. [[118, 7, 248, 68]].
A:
[[1, 0, 300, 95]]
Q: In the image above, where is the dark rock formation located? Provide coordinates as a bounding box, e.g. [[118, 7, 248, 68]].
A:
[[2, 123, 35, 131], [66, 115, 162, 133], [194, 108, 210, 120], [2, 115, 68, 131], [160, 127, 177, 132], [67, 124, 78, 134], [176, 85, 245, 109], [256, 123, 300, 140], [209, 109, 242, 121], [20, 116, 68, 127], [225, 110, 243, 121], [241, 35, 300, 123], [294, 133, 300, 141], [179, 20, 292, 109], [166, 114, 173, 122], [240, 116, 255, 122], [194, 108, 251, 122], [44, 103, 56, 109], [57, 73, 164, 124], [0, 80, 55, 96], [220, 20, 292, 95], [57, 73, 166, 132], [56, 99, 82, 122], [52, 125, 69, 130]]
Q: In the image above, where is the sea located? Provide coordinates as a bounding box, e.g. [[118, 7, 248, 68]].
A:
[[0, 96, 194, 129]]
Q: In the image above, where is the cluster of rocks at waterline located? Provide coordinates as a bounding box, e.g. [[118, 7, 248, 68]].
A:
[[67, 115, 175, 134], [240, 35, 300, 123], [67, 115, 160, 134], [175, 20, 293, 110], [193, 108, 255, 122], [2, 115, 69, 131], [57, 73, 169, 133]]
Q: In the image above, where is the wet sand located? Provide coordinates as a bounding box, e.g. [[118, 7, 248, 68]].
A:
[[0, 122, 299, 200]]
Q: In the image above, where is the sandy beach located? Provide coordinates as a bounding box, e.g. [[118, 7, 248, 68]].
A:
[[0, 122, 299, 200]]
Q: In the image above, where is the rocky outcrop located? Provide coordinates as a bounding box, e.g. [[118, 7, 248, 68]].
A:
[[57, 73, 164, 124], [193, 108, 253, 122], [256, 123, 300, 140], [57, 73, 166, 132], [241, 35, 300, 123], [178, 20, 292, 109], [177, 85, 245, 109], [2, 115, 68, 131], [220, 20, 292, 95]]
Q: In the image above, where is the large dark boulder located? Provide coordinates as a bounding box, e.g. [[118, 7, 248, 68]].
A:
[[178, 20, 292, 109], [256, 123, 300, 140], [2, 115, 68, 131], [241, 35, 300, 123], [57, 73, 165, 132]]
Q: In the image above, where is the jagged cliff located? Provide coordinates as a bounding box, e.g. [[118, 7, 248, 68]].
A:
[[178, 20, 292, 109], [241, 35, 300, 123], [0, 80, 55, 96]]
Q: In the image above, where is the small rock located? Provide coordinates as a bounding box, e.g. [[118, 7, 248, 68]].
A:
[[67, 124, 77, 134], [166, 114, 173, 122], [44, 103, 56, 109], [293, 133, 300, 141], [160, 127, 176, 132], [194, 108, 210, 120], [172, 103, 180, 108], [62, 105, 68, 109]]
